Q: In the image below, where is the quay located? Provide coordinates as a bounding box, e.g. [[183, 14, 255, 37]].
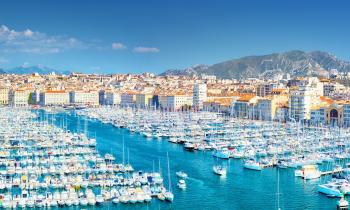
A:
[[321, 168, 345, 176]]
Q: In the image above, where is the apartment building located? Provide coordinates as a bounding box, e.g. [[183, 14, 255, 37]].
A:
[[0, 87, 9, 105], [40, 90, 70, 106], [105, 91, 121, 106], [193, 83, 207, 110], [159, 94, 193, 111], [9, 89, 30, 107], [232, 95, 259, 118], [70, 91, 99, 106], [135, 94, 154, 108], [256, 83, 279, 97], [289, 78, 324, 121], [121, 92, 136, 107], [343, 103, 350, 127]]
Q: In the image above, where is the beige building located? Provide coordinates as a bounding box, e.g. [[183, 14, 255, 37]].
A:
[[255, 94, 288, 121], [40, 90, 70, 106], [0, 87, 9, 105], [9, 89, 31, 107], [232, 94, 259, 118], [70, 91, 99, 106]]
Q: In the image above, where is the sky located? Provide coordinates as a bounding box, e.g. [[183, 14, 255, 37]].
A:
[[0, 0, 350, 74]]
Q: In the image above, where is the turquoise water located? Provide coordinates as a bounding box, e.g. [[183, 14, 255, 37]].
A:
[[42, 111, 339, 210]]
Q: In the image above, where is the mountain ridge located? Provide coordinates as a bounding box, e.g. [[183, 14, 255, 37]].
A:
[[161, 50, 350, 79]]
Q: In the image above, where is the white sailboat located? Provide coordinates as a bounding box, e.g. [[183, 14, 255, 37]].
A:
[[177, 179, 186, 189], [164, 152, 174, 202], [213, 165, 227, 176]]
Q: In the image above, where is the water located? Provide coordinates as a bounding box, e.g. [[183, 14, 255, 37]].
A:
[[42, 111, 339, 210]]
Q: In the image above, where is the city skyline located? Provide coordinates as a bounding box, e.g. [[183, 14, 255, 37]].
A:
[[1, 0, 350, 74]]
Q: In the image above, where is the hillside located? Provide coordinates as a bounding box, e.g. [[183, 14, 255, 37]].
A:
[[161, 50, 350, 79]]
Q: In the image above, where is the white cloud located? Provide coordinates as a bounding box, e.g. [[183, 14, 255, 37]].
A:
[[24, 29, 34, 37], [0, 25, 85, 54], [112, 42, 126, 50], [133, 46, 160, 53]]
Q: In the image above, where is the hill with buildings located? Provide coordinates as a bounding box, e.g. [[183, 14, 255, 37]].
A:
[[161, 50, 350, 79]]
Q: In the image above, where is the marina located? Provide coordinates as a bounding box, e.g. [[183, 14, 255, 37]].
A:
[[1, 0, 349, 209], [1, 106, 350, 209], [0, 108, 171, 208], [70, 106, 350, 209]]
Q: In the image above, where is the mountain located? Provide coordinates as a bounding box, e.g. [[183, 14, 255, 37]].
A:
[[161, 50, 350, 79], [4, 65, 71, 75], [162, 64, 209, 77]]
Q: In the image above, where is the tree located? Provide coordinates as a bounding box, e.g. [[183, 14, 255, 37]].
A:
[[28, 92, 35, 105]]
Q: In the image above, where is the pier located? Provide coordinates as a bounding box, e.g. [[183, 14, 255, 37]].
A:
[[321, 168, 345, 176]]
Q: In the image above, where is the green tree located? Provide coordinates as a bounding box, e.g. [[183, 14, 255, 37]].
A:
[[28, 92, 35, 105]]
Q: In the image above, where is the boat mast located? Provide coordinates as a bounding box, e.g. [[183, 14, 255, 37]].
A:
[[122, 135, 125, 165], [277, 167, 281, 210], [127, 148, 130, 165], [167, 152, 171, 192]]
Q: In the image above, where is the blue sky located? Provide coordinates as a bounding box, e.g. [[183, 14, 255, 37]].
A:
[[0, 0, 350, 74]]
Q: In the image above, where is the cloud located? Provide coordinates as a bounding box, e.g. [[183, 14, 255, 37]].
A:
[[112, 42, 126, 50], [0, 25, 85, 54], [24, 29, 34, 37], [133, 46, 160, 53]]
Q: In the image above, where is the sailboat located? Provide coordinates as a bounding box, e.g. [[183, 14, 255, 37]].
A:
[[213, 165, 227, 176], [176, 171, 188, 179], [177, 179, 186, 190], [164, 152, 174, 202]]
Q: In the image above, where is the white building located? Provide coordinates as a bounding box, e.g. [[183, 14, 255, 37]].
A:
[[160, 95, 193, 111], [323, 82, 345, 97], [310, 107, 327, 125], [343, 104, 350, 127], [9, 89, 30, 107], [255, 99, 273, 121], [193, 83, 207, 110], [70, 91, 99, 106], [105, 92, 121, 106], [40, 91, 70, 106], [289, 90, 313, 121], [289, 78, 323, 121]]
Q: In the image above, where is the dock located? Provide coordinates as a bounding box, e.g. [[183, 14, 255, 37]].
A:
[[321, 168, 344, 176]]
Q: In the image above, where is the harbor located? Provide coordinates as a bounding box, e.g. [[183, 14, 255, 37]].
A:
[[1, 106, 350, 209], [64, 107, 350, 209], [0, 108, 173, 208]]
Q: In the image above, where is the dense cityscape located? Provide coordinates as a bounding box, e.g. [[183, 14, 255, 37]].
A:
[[1, 72, 350, 126], [2, 0, 350, 209]]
